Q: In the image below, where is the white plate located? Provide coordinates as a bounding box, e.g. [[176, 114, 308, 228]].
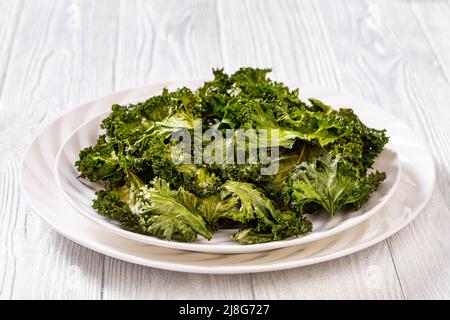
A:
[[54, 81, 401, 253], [20, 83, 435, 274]]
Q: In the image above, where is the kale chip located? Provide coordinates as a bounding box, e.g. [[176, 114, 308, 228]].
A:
[[76, 67, 388, 244]]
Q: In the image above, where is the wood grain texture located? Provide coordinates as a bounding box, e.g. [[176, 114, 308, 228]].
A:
[[317, 0, 450, 299], [215, 0, 403, 299], [252, 242, 403, 299], [411, 0, 450, 84], [0, 0, 449, 299], [103, 0, 253, 300], [0, 0, 120, 299]]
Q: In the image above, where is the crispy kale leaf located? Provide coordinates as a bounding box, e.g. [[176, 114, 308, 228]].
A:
[[138, 179, 212, 242], [94, 175, 213, 242], [92, 172, 147, 233], [77, 67, 388, 245], [283, 153, 386, 216], [277, 101, 388, 172], [220, 181, 312, 244], [197, 194, 240, 229], [76, 135, 125, 185], [100, 87, 200, 140], [144, 136, 221, 196], [232, 211, 312, 245]]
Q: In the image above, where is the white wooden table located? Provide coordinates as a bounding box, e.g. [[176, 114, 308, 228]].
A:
[[1, 0, 449, 300]]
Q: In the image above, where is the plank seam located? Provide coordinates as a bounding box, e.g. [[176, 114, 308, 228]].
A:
[[311, 0, 343, 90], [386, 239, 406, 299], [410, 1, 450, 85], [249, 273, 256, 299], [215, 0, 228, 69], [1, 163, 20, 299], [100, 257, 105, 300], [112, 1, 121, 91]]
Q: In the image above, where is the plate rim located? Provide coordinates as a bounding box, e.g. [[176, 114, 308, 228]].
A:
[[20, 83, 436, 274]]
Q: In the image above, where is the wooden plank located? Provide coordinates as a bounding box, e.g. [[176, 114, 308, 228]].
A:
[[317, 0, 450, 299], [0, 0, 23, 99], [409, 0, 450, 297], [411, 0, 450, 83], [216, 0, 341, 87], [243, 0, 404, 299], [113, 0, 226, 89], [0, 0, 122, 299], [0, 0, 25, 299], [103, 258, 254, 299], [252, 243, 403, 299], [101, 0, 255, 300]]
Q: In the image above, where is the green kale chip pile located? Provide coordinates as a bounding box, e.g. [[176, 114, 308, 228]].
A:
[[76, 67, 388, 244]]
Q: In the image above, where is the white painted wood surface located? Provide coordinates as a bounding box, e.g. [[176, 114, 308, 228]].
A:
[[0, 0, 449, 299]]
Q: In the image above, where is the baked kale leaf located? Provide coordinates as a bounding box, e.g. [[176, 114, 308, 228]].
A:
[[282, 153, 386, 216], [139, 178, 212, 242], [77, 67, 389, 245], [220, 181, 312, 244]]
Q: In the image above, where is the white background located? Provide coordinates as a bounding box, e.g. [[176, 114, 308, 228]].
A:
[[1, 0, 449, 299]]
